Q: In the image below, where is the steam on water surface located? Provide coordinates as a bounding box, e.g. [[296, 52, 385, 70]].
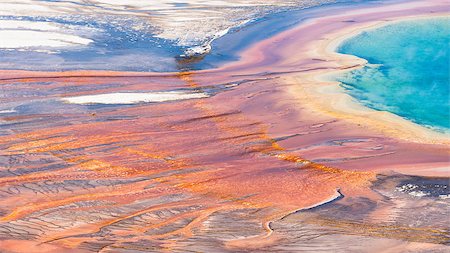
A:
[[0, 0, 339, 71]]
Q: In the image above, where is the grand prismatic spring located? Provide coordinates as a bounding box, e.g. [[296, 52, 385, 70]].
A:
[[0, 0, 449, 252]]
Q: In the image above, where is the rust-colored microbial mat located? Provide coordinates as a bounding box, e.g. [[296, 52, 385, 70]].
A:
[[0, 0, 449, 252]]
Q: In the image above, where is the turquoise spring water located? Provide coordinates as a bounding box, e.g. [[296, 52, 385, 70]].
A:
[[336, 17, 450, 132]]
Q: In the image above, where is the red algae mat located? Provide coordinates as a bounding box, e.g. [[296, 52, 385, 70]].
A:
[[0, 1, 449, 252]]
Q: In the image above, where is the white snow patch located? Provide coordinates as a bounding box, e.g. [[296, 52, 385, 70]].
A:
[[62, 91, 208, 105], [0, 109, 16, 114], [0, 20, 93, 49]]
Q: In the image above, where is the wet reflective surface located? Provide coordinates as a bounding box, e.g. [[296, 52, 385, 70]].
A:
[[0, 0, 449, 252]]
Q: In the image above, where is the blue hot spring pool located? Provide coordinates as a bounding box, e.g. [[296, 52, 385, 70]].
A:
[[336, 17, 450, 132]]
